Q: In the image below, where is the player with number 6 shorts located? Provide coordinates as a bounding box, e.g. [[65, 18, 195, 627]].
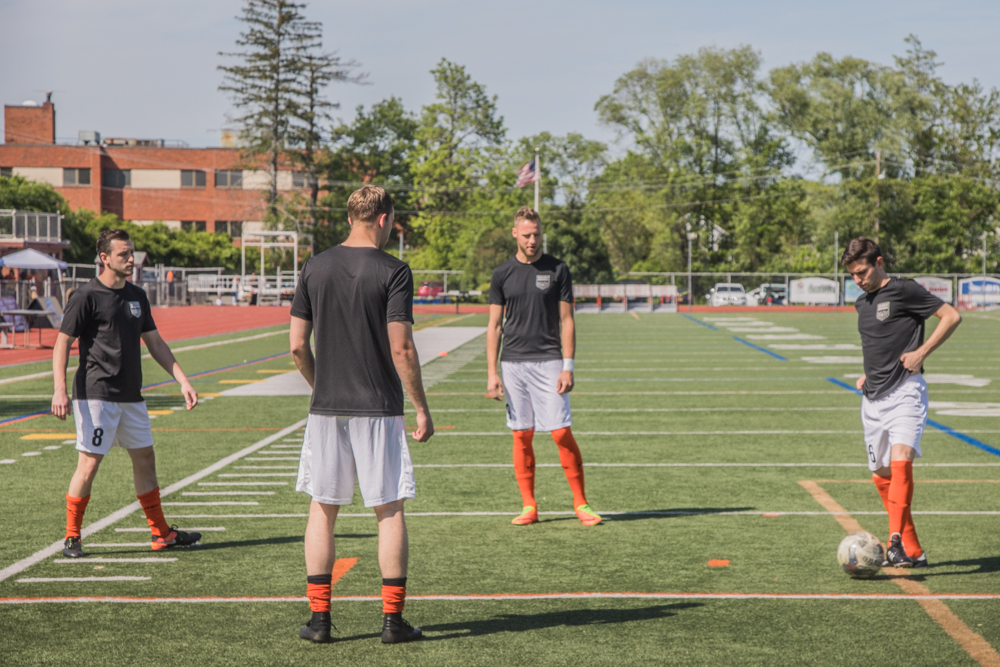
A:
[[843, 237, 962, 568], [487, 206, 601, 527], [52, 229, 202, 559]]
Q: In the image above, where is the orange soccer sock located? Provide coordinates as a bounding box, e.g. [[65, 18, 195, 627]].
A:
[[887, 460, 922, 556], [65, 494, 90, 540], [382, 577, 407, 615], [552, 427, 587, 508], [512, 430, 537, 508], [136, 487, 171, 539], [306, 574, 332, 613], [872, 474, 891, 512]]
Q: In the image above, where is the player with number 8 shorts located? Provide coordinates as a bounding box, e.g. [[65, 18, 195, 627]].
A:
[[487, 206, 601, 527], [52, 229, 202, 559], [843, 237, 962, 568]]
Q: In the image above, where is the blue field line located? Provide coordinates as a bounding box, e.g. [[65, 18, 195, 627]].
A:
[[679, 313, 717, 330], [733, 337, 788, 361], [825, 377, 1000, 459], [1, 351, 293, 427]]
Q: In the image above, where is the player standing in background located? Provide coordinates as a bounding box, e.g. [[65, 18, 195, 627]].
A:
[[52, 229, 201, 558], [487, 206, 601, 527], [843, 237, 962, 567], [290, 185, 434, 645]]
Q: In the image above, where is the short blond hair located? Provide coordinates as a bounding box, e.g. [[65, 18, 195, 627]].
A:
[[514, 206, 540, 225], [347, 185, 395, 225]]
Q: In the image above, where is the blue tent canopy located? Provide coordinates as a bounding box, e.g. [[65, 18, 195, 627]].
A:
[[0, 248, 68, 270]]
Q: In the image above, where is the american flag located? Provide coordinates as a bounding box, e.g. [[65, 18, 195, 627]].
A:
[[515, 159, 539, 188]]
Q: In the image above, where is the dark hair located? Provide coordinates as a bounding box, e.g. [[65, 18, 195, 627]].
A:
[[97, 229, 131, 258], [347, 185, 394, 225], [514, 206, 540, 224], [840, 237, 881, 267]]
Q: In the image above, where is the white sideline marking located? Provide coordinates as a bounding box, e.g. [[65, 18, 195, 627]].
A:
[[55, 558, 177, 563], [161, 502, 258, 507], [16, 577, 151, 583], [0, 329, 288, 386], [43, 445, 61, 450], [1, 459, 16, 464], [164, 510, 1000, 519], [84, 543, 155, 548], [62, 440, 75, 444], [802, 356, 865, 364], [182, 491, 275, 496], [745, 334, 824, 340], [233, 466, 297, 470], [115, 527, 226, 532], [245, 457, 299, 461], [198, 482, 287, 487], [22, 452, 41, 457], [4, 592, 999, 603], [217, 473, 297, 477], [0, 419, 306, 584], [726, 327, 800, 333], [769, 344, 861, 350]]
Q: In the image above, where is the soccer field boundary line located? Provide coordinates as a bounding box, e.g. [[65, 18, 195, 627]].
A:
[[732, 337, 789, 361], [680, 313, 718, 330], [3, 591, 1000, 605], [0, 418, 307, 584], [799, 480, 1000, 667], [826, 377, 1000, 459], [0, 328, 289, 385]]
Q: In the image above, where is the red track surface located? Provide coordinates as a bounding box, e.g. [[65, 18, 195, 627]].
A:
[[0, 306, 291, 368]]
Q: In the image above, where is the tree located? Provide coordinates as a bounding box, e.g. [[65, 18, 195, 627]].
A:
[[218, 0, 323, 217]]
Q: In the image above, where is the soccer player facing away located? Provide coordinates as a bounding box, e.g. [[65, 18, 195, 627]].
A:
[[52, 229, 201, 558], [290, 185, 434, 645], [487, 206, 601, 527], [843, 238, 962, 567]]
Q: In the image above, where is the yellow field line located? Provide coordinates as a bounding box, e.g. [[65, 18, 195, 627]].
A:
[[798, 480, 1000, 667]]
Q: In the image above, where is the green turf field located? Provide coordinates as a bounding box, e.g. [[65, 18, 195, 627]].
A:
[[2, 311, 999, 666]]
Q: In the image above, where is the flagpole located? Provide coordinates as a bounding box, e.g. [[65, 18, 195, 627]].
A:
[[534, 148, 540, 213]]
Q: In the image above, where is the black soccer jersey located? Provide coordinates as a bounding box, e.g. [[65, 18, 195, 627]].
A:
[[855, 277, 944, 401], [290, 245, 414, 417], [489, 254, 573, 362], [60, 278, 157, 403]]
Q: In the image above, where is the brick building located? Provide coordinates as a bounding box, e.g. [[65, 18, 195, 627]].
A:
[[0, 97, 308, 244]]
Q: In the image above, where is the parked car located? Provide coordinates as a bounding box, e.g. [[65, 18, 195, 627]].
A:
[[707, 283, 747, 307], [746, 283, 787, 306], [417, 281, 444, 297]]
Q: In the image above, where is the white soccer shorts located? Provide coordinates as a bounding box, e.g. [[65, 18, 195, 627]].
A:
[[501, 360, 572, 432], [73, 400, 155, 454], [296, 414, 416, 508], [860, 375, 928, 471]]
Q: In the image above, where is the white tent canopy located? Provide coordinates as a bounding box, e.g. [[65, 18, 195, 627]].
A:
[[0, 248, 69, 270]]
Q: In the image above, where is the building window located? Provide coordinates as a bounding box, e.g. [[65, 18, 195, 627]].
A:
[[292, 172, 316, 188], [181, 221, 207, 232], [215, 221, 243, 237], [215, 170, 243, 188], [0, 167, 12, 178], [181, 170, 206, 188], [102, 168, 131, 188], [63, 168, 92, 186]]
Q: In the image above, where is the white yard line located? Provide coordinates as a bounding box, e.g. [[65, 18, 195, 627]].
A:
[[55, 558, 177, 563], [216, 473, 297, 478], [412, 462, 1000, 468], [233, 465, 297, 470], [15, 577, 151, 583], [161, 502, 258, 507], [245, 457, 299, 461], [197, 482, 287, 487], [83, 543, 157, 548], [115, 527, 226, 532], [406, 407, 859, 413], [163, 510, 1000, 519], [0, 328, 288, 386], [182, 491, 275, 496], [0, 419, 306, 584]]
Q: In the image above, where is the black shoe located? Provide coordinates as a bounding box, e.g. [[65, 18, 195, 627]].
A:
[[300, 611, 333, 643], [152, 526, 202, 551], [912, 553, 929, 569], [62, 537, 85, 558], [381, 613, 423, 644], [885, 534, 914, 568]]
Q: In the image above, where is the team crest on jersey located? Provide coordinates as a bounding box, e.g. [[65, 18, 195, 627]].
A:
[[876, 301, 890, 321], [128, 301, 142, 318], [535, 274, 551, 290]]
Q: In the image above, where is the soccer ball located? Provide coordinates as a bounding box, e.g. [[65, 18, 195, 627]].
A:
[[837, 532, 884, 579]]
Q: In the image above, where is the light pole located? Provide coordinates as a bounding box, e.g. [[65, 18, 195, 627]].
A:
[[687, 231, 698, 312], [984, 231, 989, 311]]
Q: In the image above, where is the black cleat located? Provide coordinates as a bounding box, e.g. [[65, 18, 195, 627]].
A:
[[381, 613, 423, 644], [299, 611, 333, 643], [911, 553, 929, 569], [151, 526, 202, 551], [885, 534, 914, 568], [62, 537, 85, 558]]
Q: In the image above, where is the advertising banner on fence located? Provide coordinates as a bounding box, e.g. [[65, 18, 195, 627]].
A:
[[959, 277, 1000, 307], [790, 277, 839, 305], [844, 279, 865, 304], [915, 276, 953, 303]]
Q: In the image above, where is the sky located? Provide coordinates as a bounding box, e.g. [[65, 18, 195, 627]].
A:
[[3, 0, 1000, 153]]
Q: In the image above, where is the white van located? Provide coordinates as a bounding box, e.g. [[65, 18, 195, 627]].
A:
[[706, 283, 747, 307]]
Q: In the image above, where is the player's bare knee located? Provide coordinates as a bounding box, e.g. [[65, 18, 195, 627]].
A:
[[75, 452, 103, 479], [375, 500, 405, 522]]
